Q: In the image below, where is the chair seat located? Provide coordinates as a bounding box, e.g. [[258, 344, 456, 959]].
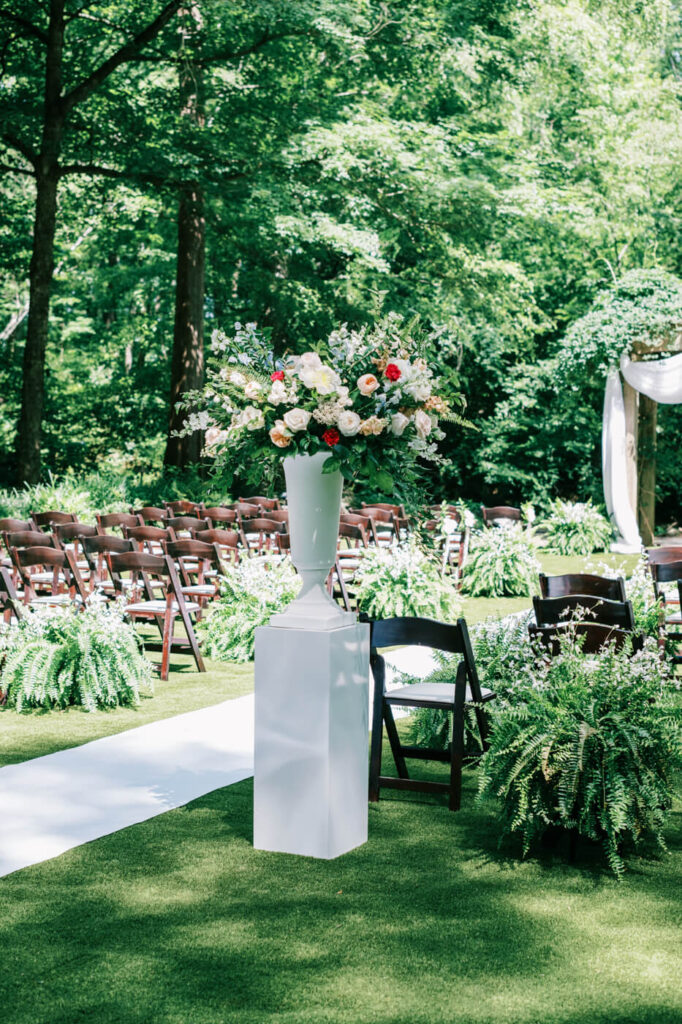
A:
[[31, 571, 66, 585], [388, 681, 494, 705], [181, 584, 216, 596], [28, 594, 74, 606], [125, 599, 200, 614]]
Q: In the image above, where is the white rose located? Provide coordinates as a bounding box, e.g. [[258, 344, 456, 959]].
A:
[[337, 411, 362, 436], [357, 373, 380, 396], [390, 412, 410, 437], [283, 407, 311, 432], [229, 371, 247, 386], [336, 385, 352, 407], [245, 408, 264, 431], [299, 352, 322, 369], [268, 380, 288, 404], [244, 381, 263, 400], [414, 409, 432, 439], [404, 381, 431, 402]]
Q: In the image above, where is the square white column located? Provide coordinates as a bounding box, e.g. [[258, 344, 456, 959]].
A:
[[253, 622, 369, 859]]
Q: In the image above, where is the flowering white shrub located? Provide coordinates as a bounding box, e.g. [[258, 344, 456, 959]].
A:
[[539, 499, 612, 555], [197, 556, 301, 663], [0, 603, 154, 712], [463, 523, 540, 597], [354, 538, 461, 620]]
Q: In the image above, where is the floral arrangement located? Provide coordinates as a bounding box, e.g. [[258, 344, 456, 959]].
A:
[[180, 317, 459, 493], [196, 556, 301, 663], [539, 499, 612, 556], [0, 603, 154, 712]]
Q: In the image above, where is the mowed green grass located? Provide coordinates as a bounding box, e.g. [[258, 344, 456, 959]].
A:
[[0, 552, 640, 768], [0, 770, 679, 1024]]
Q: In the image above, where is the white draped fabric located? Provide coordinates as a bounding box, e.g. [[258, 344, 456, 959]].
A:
[[603, 352, 682, 549]]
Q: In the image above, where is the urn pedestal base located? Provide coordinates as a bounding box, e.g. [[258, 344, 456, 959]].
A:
[[253, 621, 369, 859]]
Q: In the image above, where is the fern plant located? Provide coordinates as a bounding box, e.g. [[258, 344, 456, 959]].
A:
[[463, 524, 540, 598], [355, 537, 461, 620], [197, 555, 301, 662], [0, 603, 154, 712], [539, 499, 612, 555], [478, 629, 682, 877]]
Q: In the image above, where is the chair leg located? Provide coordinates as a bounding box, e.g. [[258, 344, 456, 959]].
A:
[[384, 703, 409, 779], [160, 608, 173, 681], [369, 676, 385, 802], [449, 667, 467, 811]]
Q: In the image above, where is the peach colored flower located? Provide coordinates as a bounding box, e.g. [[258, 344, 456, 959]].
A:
[[269, 420, 292, 448], [359, 416, 387, 436], [414, 409, 432, 439], [357, 373, 380, 397]]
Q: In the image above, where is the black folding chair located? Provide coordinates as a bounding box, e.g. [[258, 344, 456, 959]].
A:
[[369, 616, 494, 812], [533, 594, 635, 632]]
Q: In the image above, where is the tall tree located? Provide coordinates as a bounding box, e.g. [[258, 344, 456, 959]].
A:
[[0, 0, 183, 483]]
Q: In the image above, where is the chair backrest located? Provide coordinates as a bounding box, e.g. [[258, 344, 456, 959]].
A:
[[481, 505, 521, 525], [338, 521, 369, 547], [201, 506, 239, 526], [533, 594, 635, 632], [529, 622, 643, 656], [52, 522, 99, 543], [646, 546, 682, 564], [239, 495, 280, 510], [0, 517, 35, 533], [369, 615, 484, 703], [96, 512, 142, 533], [195, 527, 241, 563], [429, 504, 461, 522], [131, 506, 168, 524], [81, 535, 134, 588], [124, 524, 177, 553], [32, 510, 78, 528], [650, 560, 682, 601], [351, 506, 394, 525], [4, 530, 54, 550], [165, 515, 207, 534], [165, 539, 224, 577], [261, 509, 289, 524], [361, 502, 405, 517], [230, 502, 261, 519], [164, 500, 201, 516], [13, 545, 85, 603], [538, 572, 626, 601]]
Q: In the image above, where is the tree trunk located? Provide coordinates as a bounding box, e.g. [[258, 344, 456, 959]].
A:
[[164, 184, 206, 467], [15, 0, 65, 485], [164, 4, 205, 470], [637, 394, 657, 547]]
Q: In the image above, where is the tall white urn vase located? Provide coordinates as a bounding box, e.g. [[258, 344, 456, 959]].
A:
[[269, 450, 356, 630]]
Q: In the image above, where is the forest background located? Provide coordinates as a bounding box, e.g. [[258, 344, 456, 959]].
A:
[[3, 0, 682, 517]]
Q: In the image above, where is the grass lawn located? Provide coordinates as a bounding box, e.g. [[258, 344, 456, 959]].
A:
[[0, 551, 641, 768], [0, 766, 679, 1023]]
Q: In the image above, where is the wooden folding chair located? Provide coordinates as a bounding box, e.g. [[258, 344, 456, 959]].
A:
[[165, 515, 208, 538], [164, 500, 201, 516], [368, 616, 494, 811], [362, 502, 409, 536], [194, 527, 241, 564], [229, 502, 261, 520], [0, 517, 36, 534], [481, 505, 521, 526], [81, 534, 136, 598], [12, 546, 87, 608], [52, 522, 99, 586], [533, 594, 635, 632], [109, 551, 205, 679], [423, 512, 470, 587], [340, 512, 379, 546], [0, 566, 24, 624], [350, 507, 396, 546], [124, 524, 177, 556], [650, 560, 682, 660], [164, 538, 226, 606], [538, 572, 626, 601], [241, 517, 286, 555]]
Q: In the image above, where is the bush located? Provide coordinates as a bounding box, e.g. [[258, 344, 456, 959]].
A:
[[539, 499, 612, 555], [478, 629, 682, 876], [463, 523, 540, 597], [197, 556, 301, 663], [472, 611, 537, 700], [0, 603, 154, 712], [355, 538, 462, 620]]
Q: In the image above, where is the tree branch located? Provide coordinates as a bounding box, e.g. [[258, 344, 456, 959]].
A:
[[197, 27, 309, 65], [0, 162, 34, 177], [59, 162, 124, 179], [61, 0, 183, 114], [0, 11, 48, 44], [1, 133, 37, 166]]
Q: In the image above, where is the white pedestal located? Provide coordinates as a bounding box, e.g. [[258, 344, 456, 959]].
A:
[[253, 622, 369, 859]]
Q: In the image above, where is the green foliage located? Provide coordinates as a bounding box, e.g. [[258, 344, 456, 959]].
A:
[[463, 524, 540, 598], [539, 500, 612, 556], [355, 538, 462, 620], [478, 630, 682, 876], [472, 611, 538, 701], [0, 604, 154, 712], [197, 556, 301, 663]]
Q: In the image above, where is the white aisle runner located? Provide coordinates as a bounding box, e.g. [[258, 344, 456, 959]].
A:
[[0, 647, 434, 878], [0, 694, 255, 878]]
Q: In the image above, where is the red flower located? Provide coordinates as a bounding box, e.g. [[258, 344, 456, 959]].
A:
[[385, 363, 401, 382], [323, 428, 340, 447], [271, 370, 285, 381]]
